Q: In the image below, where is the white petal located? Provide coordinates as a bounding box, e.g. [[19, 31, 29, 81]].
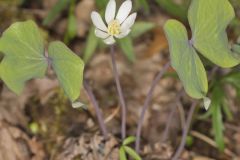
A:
[[95, 29, 109, 39], [116, 0, 132, 24], [115, 29, 131, 39], [103, 36, 115, 45], [91, 11, 108, 31], [105, 0, 116, 24], [120, 13, 137, 32]]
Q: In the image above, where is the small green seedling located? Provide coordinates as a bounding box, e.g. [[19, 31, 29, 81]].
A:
[[119, 136, 142, 160]]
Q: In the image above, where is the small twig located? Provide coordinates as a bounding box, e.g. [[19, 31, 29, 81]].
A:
[[176, 101, 186, 131], [83, 80, 109, 140], [171, 101, 197, 160], [135, 62, 171, 153], [225, 123, 240, 132], [162, 105, 175, 142], [190, 130, 237, 158], [104, 105, 120, 124], [110, 45, 127, 140]]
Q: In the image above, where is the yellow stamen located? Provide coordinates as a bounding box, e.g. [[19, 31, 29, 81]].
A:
[[108, 20, 120, 36]]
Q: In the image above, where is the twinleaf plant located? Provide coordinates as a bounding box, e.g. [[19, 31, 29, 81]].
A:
[[164, 0, 240, 109], [0, 20, 84, 102], [1, 0, 240, 158]]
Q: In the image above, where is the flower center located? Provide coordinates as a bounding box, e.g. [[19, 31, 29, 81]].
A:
[[108, 20, 120, 36]]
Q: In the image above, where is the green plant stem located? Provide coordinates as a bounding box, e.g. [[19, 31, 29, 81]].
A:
[[135, 62, 171, 153], [83, 80, 109, 140], [110, 45, 127, 140]]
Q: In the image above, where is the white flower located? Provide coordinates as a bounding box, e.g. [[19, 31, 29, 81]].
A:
[[91, 0, 137, 45]]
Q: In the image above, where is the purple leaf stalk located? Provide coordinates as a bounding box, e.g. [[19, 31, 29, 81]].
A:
[[84, 80, 109, 140], [135, 62, 171, 152]]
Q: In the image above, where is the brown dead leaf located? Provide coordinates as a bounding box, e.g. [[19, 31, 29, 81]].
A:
[[28, 78, 59, 105], [42, 0, 58, 10], [0, 121, 45, 160], [193, 157, 215, 160], [143, 142, 173, 160], [75, 0, 95, 37], [0, 87, 29, 126], [144, 27, 168, 58], [55, 134, 119, 160]]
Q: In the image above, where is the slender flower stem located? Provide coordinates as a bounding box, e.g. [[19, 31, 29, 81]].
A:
[[171, 101, 197, 160], [135, 62, 171, 152], [162, 90, 184, 142], [110, 45, 127, 140], [83, 80, 109, 140]]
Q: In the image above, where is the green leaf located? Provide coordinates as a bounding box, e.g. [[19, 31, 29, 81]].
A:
[[64, 13, 77, 43], [164, 20, 208, 99], [124, 146, 142, 160], [186, 135, 194, 147], [222, 100, 233, 121], [119, 147, 127, 160], [130, 21, 155, 38], [48, 41, 84, 102], [123, 136, 136, 146], [222, 72, 240, 89], [83, 27, 99, 62], [43, 0, 69, 25], [138, 0, 150, 13], [64, 0, 77, 44], [118, 37, 135, 62], [211, 86, 225, 151], [155, 0, 188, 22], [95, 0, 108, 10], [0, 20, 48, 93], [188, 0, 239, 68]]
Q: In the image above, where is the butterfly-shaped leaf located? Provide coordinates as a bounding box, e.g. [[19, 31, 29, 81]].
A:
[[0, 20, 48, 93], [0, 21, 84, 102], [48, 41, 84, 102], [164, 20, 208, 99], [189, 0, 239, 68]]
